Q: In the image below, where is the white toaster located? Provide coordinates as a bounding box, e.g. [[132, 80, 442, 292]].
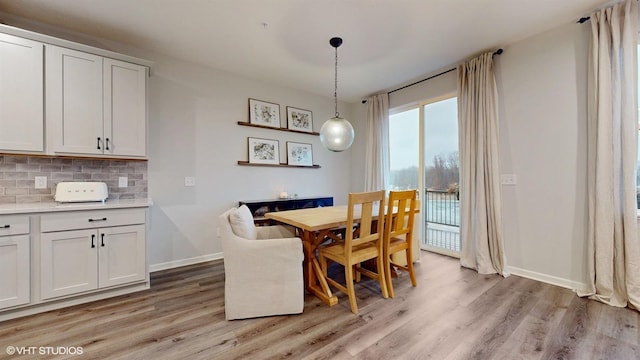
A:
[[55, 182, 109, 203]]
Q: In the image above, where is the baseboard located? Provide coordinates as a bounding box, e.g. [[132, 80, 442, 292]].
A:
[[506, 265, 588, 293], [150, 252, 224, 272]]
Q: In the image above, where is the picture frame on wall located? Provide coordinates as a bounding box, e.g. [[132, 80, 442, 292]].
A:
[[286, 141, 313, 167], [286, 106, 313, 133], [249, 98, 281, 128], [248, 137, 280, 165]]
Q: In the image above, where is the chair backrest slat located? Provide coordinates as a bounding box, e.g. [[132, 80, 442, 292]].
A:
[[346, 190, 385, 252]]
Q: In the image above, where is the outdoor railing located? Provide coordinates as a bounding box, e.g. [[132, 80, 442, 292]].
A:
[[424, 189, 459, 227], [424, 189, 460, 253]]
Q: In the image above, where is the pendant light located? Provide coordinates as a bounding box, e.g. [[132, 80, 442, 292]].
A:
[[320, 37, 355, 152]]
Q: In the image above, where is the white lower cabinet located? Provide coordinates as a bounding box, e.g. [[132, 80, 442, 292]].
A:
[[40, 209, 147, 300], [98, 225, 146, 288], [0, 215, 31, 310], [0, 206, 149, 321], [0, 233, 30, 309], [41, 229, 98, 299]]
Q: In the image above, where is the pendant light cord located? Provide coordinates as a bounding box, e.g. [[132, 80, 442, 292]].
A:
[[334, 46, 339, 118]]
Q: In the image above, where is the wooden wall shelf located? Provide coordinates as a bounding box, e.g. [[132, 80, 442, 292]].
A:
[[237, 122, 320, 136], [237, 161, 321, 169]]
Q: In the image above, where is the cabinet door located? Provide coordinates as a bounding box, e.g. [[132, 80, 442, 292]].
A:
[[41, 229, 98, 300], [0, 33, 43, 152], [0, 235, 30, 309], [98, 225, 146, 288], [46, 45, 104, 155], [104, 59, 147, 157]]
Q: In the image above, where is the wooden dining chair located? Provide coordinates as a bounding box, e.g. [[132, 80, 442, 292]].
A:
[[318, 190, 389, 314], [383, 190, 418, 298]]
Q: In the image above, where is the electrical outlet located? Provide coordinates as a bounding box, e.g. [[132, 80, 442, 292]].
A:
[[185, 177, 196, 187], [501, 174, 517, 185], [34, 176, 47, 189], [118, 176, 128, 188]]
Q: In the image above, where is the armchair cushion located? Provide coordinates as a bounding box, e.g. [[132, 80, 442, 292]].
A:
[[256, 224, 296, 239], [229, 205, 257, 240]]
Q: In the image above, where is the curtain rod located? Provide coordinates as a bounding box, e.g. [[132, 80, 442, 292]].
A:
[[362, 48, 503, 104]]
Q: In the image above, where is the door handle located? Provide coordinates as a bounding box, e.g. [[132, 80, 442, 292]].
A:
[[91, 234, 96, 248], [97, 137, 101, 150], [1, 225, 9, 229], [105, 138, 110, 151], [101, 233, 105, 247], [88, 217, 107, 222]]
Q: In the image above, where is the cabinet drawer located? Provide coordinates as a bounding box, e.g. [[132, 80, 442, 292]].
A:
[[0, 215, 30, 236], [41, 208, 146, 232]]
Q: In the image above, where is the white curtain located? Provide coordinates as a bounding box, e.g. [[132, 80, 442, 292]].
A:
[[582, 0, 640, 309], [457, 52, 506, 275], [364, 93, 390, 191]]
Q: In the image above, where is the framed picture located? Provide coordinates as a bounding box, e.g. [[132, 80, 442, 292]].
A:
[[248, 137, 280, 165], [287, 142, 313, 167], [286, 106, 313, 133], [249, 98, 281, 128]]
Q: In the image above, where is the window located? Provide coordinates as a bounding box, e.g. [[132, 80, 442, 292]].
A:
[[389, 107, 419, 190]]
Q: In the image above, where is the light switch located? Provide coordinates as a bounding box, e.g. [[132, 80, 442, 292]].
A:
[[118, 176, 128, 188]]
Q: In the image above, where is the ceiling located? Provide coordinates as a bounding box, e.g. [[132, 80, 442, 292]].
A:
[[0, 0, 608, 103]]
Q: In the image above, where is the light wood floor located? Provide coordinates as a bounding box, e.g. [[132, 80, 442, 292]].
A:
[[0, 251, 638, 360]]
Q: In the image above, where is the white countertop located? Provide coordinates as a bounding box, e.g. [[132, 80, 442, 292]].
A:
[[0, 198, 153, 215]]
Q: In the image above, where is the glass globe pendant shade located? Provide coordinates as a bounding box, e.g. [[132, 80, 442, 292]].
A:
[[319, 116, 355, 152]]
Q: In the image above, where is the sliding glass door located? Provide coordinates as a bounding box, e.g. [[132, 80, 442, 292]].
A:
[[389, 96, 460, 257], [423, 97, 459, 256]]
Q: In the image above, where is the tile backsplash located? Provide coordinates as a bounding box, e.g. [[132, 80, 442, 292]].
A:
[[0, 155, 147, 204]]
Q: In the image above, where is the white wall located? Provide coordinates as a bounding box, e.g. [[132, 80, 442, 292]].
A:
[[496, 22, 590, 290], [383, 21, 590, 290], [144, 55, 357, 269]]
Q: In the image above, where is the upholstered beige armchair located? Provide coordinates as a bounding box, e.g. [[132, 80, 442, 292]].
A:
[[219, 205, 304, 320]]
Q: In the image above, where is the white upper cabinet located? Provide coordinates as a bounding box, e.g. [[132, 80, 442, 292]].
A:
[[46, 45, 104, 155], [0, 33, 44, 152], [46, 45, 148, 158], [104, 59, 147, 157]]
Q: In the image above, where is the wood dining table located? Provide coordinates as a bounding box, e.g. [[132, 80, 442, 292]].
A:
[[265, 203, 419, 307]]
